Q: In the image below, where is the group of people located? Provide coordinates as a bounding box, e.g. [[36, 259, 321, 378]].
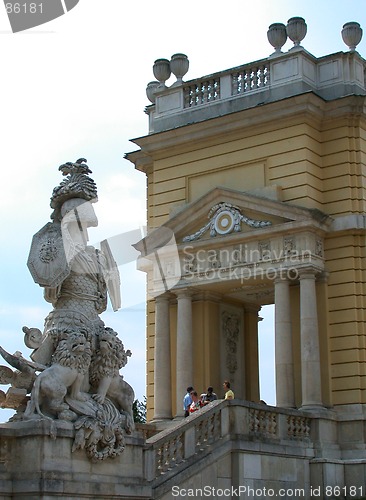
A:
[[183, 381, 235, 417]]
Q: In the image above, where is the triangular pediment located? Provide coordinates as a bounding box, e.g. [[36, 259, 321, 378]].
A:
[[162, 188, 331, 245], [133, 187, 332, 302]]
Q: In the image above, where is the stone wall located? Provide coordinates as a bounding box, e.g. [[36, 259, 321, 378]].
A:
[[1, 400, 365, 499]]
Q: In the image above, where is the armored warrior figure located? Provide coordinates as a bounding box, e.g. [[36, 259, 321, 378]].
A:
[[0, 159, 134, 461], [28, 159, 120, 364]]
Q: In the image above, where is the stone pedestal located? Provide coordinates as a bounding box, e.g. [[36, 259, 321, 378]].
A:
[[0, 420, 151, 499]]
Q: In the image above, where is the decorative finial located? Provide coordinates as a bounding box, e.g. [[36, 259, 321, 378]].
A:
[[286, 17, 307, 49], [146, 81, 160, 103], [267, 23, 287, 55], [170, 53, 189, 86], [153, 58, 171, 89], [341, 22, 363, 51]]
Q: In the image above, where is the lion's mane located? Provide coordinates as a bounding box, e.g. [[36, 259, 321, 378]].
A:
[[52, 333, 91, 374], [89, 329, 130, 384]]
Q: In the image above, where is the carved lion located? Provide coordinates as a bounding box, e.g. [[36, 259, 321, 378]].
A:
[[89, 328, 135, 433], [24, 331, 91, 419]]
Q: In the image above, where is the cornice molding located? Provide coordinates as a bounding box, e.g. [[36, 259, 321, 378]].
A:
[[128, 94, 366, 162]]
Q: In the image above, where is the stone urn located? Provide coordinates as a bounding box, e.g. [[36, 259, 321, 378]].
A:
[[341, 22, 363, 51], [146, 81, 160, 104], [267, 23, 287, 54], [153, 59, 171, 89], [286, 17, 307, 48], [170, 53, 189, 86]]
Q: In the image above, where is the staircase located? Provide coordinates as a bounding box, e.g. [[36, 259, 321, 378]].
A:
[[144, 399, 321, 499]]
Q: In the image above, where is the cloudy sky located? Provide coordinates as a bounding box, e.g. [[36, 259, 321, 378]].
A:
[[0, 0, 365, 421]]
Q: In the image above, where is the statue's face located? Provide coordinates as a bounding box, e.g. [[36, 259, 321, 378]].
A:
[[61, 198, 98, 228], [74, 201, 98, 228]]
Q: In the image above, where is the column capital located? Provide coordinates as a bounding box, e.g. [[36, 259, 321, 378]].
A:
[[274, 274, 290, 284], [174, 288, 193, 299], [155, 292, 172, 304], [298, 267, 322, 280]]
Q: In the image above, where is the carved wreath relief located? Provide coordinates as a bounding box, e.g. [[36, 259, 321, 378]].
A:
[[183, 202, 271, 242], [0, 160, 134, 462]]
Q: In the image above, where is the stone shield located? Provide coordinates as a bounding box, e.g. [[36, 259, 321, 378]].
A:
[[27, 222, 70, 288]]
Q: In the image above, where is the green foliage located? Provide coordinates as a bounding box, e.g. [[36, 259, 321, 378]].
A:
[[133, 397, 147, 423]]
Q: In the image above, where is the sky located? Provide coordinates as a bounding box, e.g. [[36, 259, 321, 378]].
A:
[[0, 0, 365, 422]]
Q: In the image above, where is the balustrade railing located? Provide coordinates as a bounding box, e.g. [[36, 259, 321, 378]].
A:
[[155, 432, 184, 475], [144, 400, 313, 482], [183, 62, 270, 109], [249, 407, 277, 436], [232, 64, 270, 95], [287, 414, 310, 439], [184, 78, 220, 107], [145, 401, 223, 479], [195, 409, 221, 452], [149, 50, 366, 135]]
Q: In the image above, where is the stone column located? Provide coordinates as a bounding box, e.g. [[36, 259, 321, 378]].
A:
[[274, 277, 295, 408], [175, 289, 193, 418], [153, 294, 172, 420], [299, 271, 323, 408], [244, 304, 261, 402]]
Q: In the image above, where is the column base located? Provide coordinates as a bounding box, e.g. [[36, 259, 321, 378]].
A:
[[149, 418, 175, 432], [151, 417, 173, 423], [299, 404, 326, 412], [277, 403, 296, 409]]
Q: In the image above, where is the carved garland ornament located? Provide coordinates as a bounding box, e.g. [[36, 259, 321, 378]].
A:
[[183, 202, 271, 242]]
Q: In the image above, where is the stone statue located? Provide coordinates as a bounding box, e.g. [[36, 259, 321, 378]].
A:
[[0, 159, 134, 461]]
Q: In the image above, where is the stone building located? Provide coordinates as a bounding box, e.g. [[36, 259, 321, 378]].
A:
[[1, 18, 366, 499], [127, 19, 366, 424]]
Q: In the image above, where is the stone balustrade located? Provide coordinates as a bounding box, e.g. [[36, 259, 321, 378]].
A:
[[287, 414, 311, 439], [1, 399, 363, 497], [182, 61, 271, 109], [231, 63, 269, 95], [146, 49, 366, 134], [249, 407, 277, 436], [144, 400, 225, 480], [143, 399, 316, 483], [184, 77, 221, 107]]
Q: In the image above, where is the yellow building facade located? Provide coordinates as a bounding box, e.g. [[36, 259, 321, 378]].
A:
[[127, 28, 366, 423]]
